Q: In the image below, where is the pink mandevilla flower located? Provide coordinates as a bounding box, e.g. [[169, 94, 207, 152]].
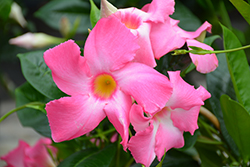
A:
[[44, 17, 172, 149], [127, 71, 211, 167], [1, 138, 57, 167], [101, 0, 218, 73]]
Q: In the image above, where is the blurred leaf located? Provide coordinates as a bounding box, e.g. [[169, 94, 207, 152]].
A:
[[206, 54, 239, 157], [58, 144, 116, 167], [229, 0, 250, 25], [222, 24, 250, 114], [220, 94, 250, 163], [0, 0, 12, 21], [203, 35, 221, 46], [18, 50, 66, 99], [15, 82, 51, 137], [171, 1, 201, 31], [90, 0, 100, 28], [35, 0, 91, 33], [177, 131, 199, 151]]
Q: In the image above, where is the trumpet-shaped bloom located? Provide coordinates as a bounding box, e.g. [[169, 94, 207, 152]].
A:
[[44, 17, 172, 149], [101, 0, 218, 73], [128, 71, 211, 167], [1, 138, 57, 167]]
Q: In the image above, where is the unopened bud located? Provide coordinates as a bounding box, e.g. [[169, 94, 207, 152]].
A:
[[9, 2, 27, 28], [100, 0, 117, 18]]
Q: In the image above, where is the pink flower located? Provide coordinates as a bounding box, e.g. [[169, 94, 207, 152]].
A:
[[44, 17, 172, 149], [1, 138, 57, 167], [128, 71, 211, 167], [101, 0, 218, 73]]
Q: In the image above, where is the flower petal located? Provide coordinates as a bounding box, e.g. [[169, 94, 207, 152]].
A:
[[104, 89, 132, 149], [154, 110, 184, 160], [150, 19, 186, 59], [115, 62, 173, 112], [44, 40, 90, 96], [187, 39, 218, 73], [1, 140, 29, 167], [84, 17, 139, 74], [166, 71, 204, 110], [46, 95, 106, 142], [128, 123, 156, 167], [145, 0, 175, 22], [130, 104, 151, 132]]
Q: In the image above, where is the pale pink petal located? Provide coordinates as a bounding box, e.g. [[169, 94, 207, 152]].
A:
[[177, 21, 212, 39], [84, 17, 139, 74], [145, 0, 175, 22], [46, 95, 106, 142], [187, 39, 218, 73], [170, 107, 200, 135], [1, 140, 29, 167], [154, 109, 184, 160], [166, 71, 204, 110], [25, 138, 55, 167], [150, 19, 186, 59], [104, 89, 132, 149], [114, 62, 173, 112], [44, 40, 90, 96], [128, 123, 156, 167], [130, 104, 151, 132]]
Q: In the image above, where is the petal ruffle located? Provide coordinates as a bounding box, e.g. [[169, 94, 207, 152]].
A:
[[44, 40, 90, 96], [115, 62, 173, 112], [84, 16, 139, 74], [104, 89, 132, 149], [46, 95, 106, 142], [187, 39, 218, 73], [154, 109, 184, 160], [166, 71, 204, 110], [128, 123, 156, 167], [130, 104, 151, 132]]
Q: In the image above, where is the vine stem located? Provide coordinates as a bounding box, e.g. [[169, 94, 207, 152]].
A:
[[199, 106, 220, 131], [172, 44, 250, 55], [0, 102, 44, 123]]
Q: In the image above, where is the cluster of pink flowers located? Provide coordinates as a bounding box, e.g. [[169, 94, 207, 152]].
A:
[[1, 138, 57, 167], [36, 0, 214, 166]]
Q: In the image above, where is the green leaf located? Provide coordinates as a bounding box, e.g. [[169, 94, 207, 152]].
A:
[[171, 1, 201, 31], [221, 24, 250, 114], [18, 50, 66, 99], [220, 94, 250, 163], [58, 144, 116, 167], [0, 0, 12, 21], [35, 0, 91, 33], [15, 82, 51, 137], [229, 0, 250, 25], [177, 131, 199, 151], [203, 35, 221, 46], [89, 0, 100, 28], [206, 53, 239, 157]]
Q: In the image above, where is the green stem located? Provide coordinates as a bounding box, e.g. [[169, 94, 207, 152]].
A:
[[173, 44, 250, 55], [0, 102, 44, 123]]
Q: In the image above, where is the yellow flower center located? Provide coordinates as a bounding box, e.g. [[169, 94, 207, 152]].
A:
[[121, 14, 141, 30], [93, 74, 117, 99]]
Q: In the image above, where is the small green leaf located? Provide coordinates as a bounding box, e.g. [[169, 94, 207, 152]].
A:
[[203, 35, 221, 46], [0, 0, 12, 21], [35, 0, 91, 33], [177, 131, 199, 151], [15, 82, 51, 137], [229, 0, 250, 25], [18, 50, 66, 99], [58, 144, 116, 167], [221, 24, 250, 114], [90, 0, 100, 28], [220, 94, 250, 163]]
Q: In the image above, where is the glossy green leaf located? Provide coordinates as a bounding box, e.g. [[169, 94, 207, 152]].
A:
[[35, 0, 91, 33], [18, 50, 66, 99], [221, 24, 250, 114], [0, 0, 12, 20], [90, 0, 100, 28], [15, 82, 51, 137], [206, 53, 239, 157], [58, 144, 116, 167], [220, 94, 250, 163], [171, 1, 201, 31], [177, 131, 198, 151], [203, 35, 221, 46], [229, 0, 250, 25]]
